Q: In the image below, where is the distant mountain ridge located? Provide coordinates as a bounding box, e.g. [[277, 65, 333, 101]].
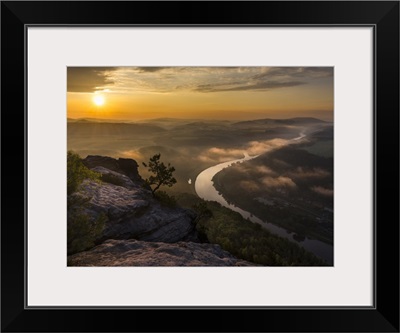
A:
[[233, 117, 329, 127], [68, 122, 166, 136], [68, 116, 330, 125]]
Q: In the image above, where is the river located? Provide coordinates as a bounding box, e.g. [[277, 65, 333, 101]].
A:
[[194, 133, 334, 264]]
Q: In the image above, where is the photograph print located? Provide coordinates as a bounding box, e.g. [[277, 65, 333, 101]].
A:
[[67, 66, 334, 266]]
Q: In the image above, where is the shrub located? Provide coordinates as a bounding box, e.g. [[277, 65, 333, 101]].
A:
[[67, 151, 100, 195], [67, 209, 106, 255], [175, 193, 327, 266], [154, 190, 177, 208]]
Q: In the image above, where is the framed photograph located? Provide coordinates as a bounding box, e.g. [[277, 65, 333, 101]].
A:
[[2, 1, 399, 332]]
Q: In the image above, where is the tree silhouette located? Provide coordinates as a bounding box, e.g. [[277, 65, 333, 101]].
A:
[[142, 154, 177, 195]]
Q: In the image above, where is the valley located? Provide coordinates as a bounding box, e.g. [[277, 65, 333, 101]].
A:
[[68, 116, 334, 263]]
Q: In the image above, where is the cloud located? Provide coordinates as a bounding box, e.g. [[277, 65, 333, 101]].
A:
[[208, 147, 242, 156], [196, 155, 216, 164], [197, 138, 289, 164], [134, 67, 166, 73], [271, 158, 291, 168], [193, 81, 305, 93], [254, 165, 275, 175], [289, 167, 331, 179], [117, 150, 143, 160], [239, 180, 260, 193], [197, 147, 245, 163], [252, 67, 333, 80], [190, 67, 332, 93], [67, 67, 117, 92], [81, 66, 332, 94], [311, 186, 333, 196], [240, 174, 299, 192], [136, 67, 243, 74], [261, 176, 296, 188], [246, 138, 288, 155]]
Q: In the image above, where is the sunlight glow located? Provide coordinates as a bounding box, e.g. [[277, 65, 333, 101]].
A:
[[93, 95, 105, 106]]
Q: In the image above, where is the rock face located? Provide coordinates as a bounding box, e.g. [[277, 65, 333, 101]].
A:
[[68, 239, 254, 266], [91, 166, 137, 189], [68, 155, 254, 266], [72, 158, 198, 243], [83, 155, 144, 184]]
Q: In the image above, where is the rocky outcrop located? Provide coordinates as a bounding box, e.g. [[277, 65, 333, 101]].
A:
[[68, 239, 254, 266], [83, 155, 144, 183], [68, 155, 255, 266], [72, 161, 198, 243], [91, 166, 137, 189]]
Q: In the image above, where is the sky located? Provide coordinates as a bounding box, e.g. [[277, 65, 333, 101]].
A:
[[67, 67, 333, 121]]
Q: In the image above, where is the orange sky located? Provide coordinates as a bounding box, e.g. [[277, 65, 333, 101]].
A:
[[67, 67, 334, 121]]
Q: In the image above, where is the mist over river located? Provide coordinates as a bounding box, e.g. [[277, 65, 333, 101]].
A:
[[194, 133, 333, 264]]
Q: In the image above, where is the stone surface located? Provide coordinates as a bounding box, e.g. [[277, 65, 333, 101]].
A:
[[83, 155, 144, 183], [73, 174, 198, 243], [92, 166, 137, 189], [68, 239, 255, 266]]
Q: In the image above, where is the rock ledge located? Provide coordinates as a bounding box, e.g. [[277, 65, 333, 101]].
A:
[[68, 239, 254, 266]]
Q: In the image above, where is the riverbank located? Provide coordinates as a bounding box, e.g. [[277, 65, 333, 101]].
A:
[[194, 134, 333, 264]]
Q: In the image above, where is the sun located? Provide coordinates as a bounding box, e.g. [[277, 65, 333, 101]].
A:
[[93, 95, 105, 106]]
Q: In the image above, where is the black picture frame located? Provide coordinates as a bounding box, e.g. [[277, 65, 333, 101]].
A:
[[1, 1, 399, 332]]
